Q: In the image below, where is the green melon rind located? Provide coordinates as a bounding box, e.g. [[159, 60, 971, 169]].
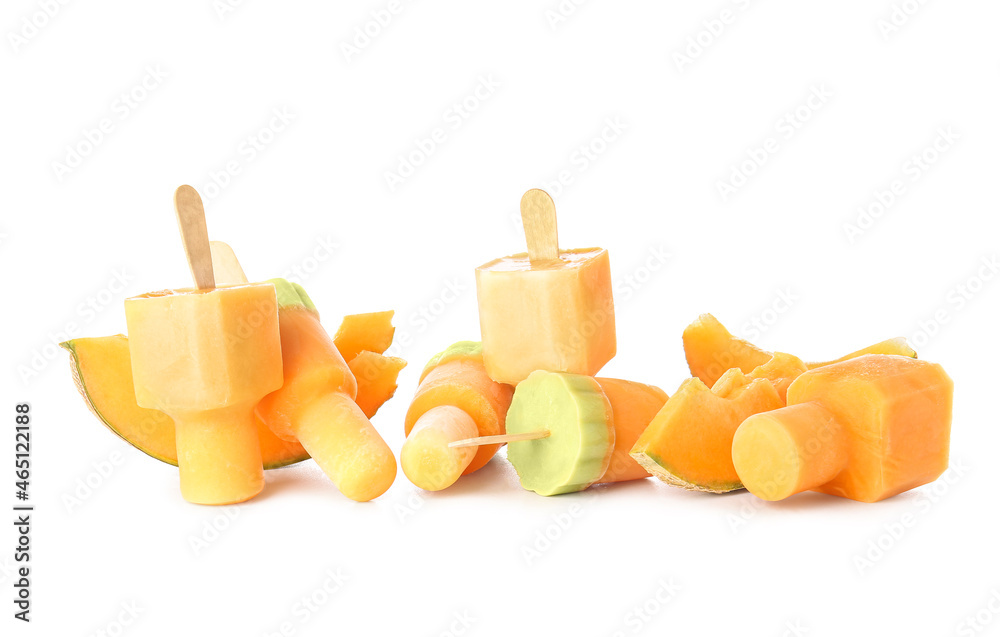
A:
[[420, 341, 483, 381], [268, 278, 319, 316], [630, 449, 744, 494], [505, 370, 614, 496]]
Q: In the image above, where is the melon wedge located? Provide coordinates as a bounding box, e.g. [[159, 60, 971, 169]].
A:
[[629, 351, 810, 493], [61, 335, 308, 469], [348, 350, 407, 418], [630, 373, 784, 493], [683, 313, 917, 387], [333, 310, 395, 362]]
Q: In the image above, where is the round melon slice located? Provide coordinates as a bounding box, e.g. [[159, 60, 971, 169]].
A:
[[61, 335, 309, 470], [505, 370, 614, 496]]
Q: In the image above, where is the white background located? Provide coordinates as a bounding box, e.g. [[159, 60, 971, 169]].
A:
[[2, 0, 999, 635]]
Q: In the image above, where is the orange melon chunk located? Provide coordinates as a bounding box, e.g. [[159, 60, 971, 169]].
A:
[[348, 351, 407, 418], [683, 313, 916, 387], [333, 310, 395, 362], [630, 372, 784, 493]]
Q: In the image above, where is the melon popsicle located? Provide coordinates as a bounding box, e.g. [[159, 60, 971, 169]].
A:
[[475, 189, 616, 385], [595, 377, 669, 484], [452, 370, 667, 496], [401, 342, 514, 491], [254, 280, 397, 502], [125, 186, 283, 505], [732, 354, 953, 502]]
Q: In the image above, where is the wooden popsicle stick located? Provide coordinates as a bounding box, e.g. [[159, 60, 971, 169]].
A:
[[448, 430, 550, 448], [520, 189, 559, 261], [173, 185, 215, 290], [210, 241, 250, 286]]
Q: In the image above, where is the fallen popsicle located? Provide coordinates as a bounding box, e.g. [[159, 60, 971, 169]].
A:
[[210, 242, 398, 502], [124, 186, 283, 505], [400, 342, 514, 491], [732, 354, 953, 502], [475, 189, 616, 385], [449, 370, 667, 496]]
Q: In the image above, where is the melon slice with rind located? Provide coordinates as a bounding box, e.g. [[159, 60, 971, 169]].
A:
[[61, 335, 309, 470], [630, 371, 785, 493], [505, 370, 614, 496]]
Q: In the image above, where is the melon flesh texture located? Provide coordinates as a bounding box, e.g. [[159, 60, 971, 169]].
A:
[[712, 352, 808, 403], [683, 313, 917, 387], [62, 307, 404, 470], [333, 310, 395, 362], [630, 374, 783, 492], [348, 351, 407, 418], [630, 352, 809, 492], [594, 378, 668, 483]]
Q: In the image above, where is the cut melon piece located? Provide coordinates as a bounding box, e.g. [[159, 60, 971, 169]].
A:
[[712, 352, 808, 403], [630, 372, 784, 493], [349, 351, 407, 418], [333, 311, 395, 362], [683, 313, 917, 387], [61, 335, 309, 470], [505, 370, 614, 496]]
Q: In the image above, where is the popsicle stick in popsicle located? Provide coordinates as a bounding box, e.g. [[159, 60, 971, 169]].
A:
[[449, 430, 550, 448], [520, 188, 559, 261], [210, 241, 250, 285], [174, 185, 215, 290], [124, 185, 281, 505]]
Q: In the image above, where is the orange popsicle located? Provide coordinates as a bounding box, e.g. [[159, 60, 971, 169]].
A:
[[476, 190, 616, 385], [732, 355, 953, 502], [401, 342, 514, 491], [595, 378, 669, 484], [255, 280, 396, 502]]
